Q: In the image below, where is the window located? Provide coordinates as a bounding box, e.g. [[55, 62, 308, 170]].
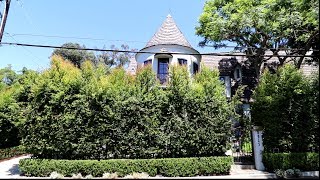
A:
[[193, 62, 199, 74], [144, 59, 152, 66], [236, 69, 240, 79], [158, 58, 169, 84], [234, 67, 241, 81], [178, 58, 187, 66]]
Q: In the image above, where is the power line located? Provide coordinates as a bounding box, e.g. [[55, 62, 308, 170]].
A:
[[16, 0, 34, 26], [4, 33, 45, 70], [6, 33, 319, 52], [0, 41, 317, 58]]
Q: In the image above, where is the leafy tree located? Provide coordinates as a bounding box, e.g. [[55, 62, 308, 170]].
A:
[[0, 66, 39, 149], [0, 65, 18, 88], [52, 42, 96, 68], [196, 0, 319, 79], [251, 64, 319, 152], [52, 43, 136, 69], [96, 44, 136, 68]]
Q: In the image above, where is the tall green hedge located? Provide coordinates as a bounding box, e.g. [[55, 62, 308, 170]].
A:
[[17, 56, 233, 159], [252, 64, 319, 152], [0, 68, 39, 149], [0, 84, 21, 148], [263, 153, 319, 172], [19, 156, 233, 177]]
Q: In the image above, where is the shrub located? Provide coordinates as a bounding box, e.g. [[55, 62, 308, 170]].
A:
[[263, 152, 319, 172], [252, 65, 319, 152], [0, 86, 21, 148], [19, 156, 233, 177], [20, 57, 234, 159], [0, 146, 26, 160]]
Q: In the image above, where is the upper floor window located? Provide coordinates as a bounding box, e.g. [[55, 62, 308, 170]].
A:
[[158, 58, 169, 85], [144, 59, 152, 66], [193, 62, 199, 74], [178, 58, 187, 66]]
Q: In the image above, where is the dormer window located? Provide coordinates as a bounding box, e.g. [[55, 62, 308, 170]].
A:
[[144, 59, 152, 66], [178, 58, 187, 66]]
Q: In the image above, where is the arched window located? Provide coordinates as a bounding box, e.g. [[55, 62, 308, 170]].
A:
[[178, 58, 187, 66]]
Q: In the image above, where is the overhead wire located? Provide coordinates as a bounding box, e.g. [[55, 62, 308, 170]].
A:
[[0, 41, 317, 58], [6, 33, 319, 52], [3, 33, 46, 70]]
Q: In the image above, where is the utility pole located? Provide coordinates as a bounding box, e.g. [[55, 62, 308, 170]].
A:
[[0, 0, 11, 43]]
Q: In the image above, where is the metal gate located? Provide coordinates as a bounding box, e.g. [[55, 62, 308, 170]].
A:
[[231, 124, 254, 164]]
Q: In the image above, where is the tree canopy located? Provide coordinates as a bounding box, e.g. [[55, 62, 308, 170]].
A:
[[52, 43, 96, 68], [52, 42, 135, 69], [196, 0, 319, 77]]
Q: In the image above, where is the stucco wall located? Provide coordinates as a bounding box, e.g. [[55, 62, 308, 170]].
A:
[[135, 45, 201, 76]]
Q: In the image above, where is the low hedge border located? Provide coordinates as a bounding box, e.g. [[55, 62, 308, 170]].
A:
[[19, 156, 233, 177], [0, 145, 26, 160], [263, 152, 319, 172]]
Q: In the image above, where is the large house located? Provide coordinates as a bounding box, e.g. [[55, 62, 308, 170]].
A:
[[127, 14, 318, 99]]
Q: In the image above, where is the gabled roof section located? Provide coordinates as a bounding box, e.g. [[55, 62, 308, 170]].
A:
[[144, 14, 193, 49]]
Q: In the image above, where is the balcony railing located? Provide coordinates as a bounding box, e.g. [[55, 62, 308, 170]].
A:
[[157, 73, 168, 85]]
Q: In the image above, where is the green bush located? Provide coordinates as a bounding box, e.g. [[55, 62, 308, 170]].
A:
[[263, 152, 319, 172], [19, 56, 233, 159], [252, 65, 319, 152], [0, 146, 26, 160], [0, 86, 20, 148], [19, 156, 233, 177]]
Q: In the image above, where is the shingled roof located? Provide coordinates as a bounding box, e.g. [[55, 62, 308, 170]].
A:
[[143, 14, 193, 49]]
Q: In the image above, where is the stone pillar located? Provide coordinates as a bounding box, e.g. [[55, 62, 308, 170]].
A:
[[252, 126, 265, 171]]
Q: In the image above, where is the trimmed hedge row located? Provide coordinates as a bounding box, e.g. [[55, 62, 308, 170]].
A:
[[0, 146, 26, 160], [19, 57, 233, 159], [19, 156, 233, 177], [263, 153, 319, 172]]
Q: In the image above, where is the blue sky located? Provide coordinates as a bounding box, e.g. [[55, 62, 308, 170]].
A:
[[0, 0, 232, 72]]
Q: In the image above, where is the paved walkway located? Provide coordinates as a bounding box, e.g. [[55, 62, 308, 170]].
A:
[[0, 155, 31, 179], [0, 155, 277, 179]]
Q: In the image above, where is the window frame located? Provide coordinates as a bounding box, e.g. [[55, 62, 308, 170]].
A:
[[178, 58, 188, 66]]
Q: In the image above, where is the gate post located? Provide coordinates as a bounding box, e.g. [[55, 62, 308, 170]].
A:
[[252, 126, 265, 171]]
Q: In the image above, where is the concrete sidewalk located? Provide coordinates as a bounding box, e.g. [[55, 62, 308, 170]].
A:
[[0, 155, 31, 179]]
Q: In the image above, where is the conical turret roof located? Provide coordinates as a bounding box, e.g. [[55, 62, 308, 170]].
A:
[[144, 14, 193, 49]]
